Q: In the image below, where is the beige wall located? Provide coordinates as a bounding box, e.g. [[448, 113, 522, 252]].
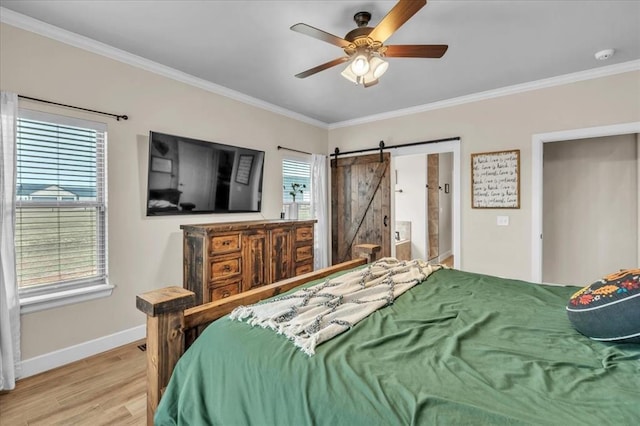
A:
[[542, 135, 638, 285], [0, 23, 327, 359], [329, 71, 640, 280]]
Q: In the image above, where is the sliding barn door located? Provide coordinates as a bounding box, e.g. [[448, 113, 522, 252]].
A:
[[331, 153, 391, 264]]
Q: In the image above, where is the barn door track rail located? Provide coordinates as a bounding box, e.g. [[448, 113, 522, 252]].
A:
[[332, 136, 460, 165]]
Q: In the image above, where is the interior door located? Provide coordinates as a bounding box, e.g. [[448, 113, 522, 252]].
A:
[[331, 153, 391, 264], [178, 141, 215, 210]]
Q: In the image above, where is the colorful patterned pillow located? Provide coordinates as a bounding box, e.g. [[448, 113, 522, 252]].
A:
[[566, 269, 640, 343]]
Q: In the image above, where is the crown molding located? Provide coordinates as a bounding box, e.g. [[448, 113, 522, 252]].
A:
[[328, 60, 640, 130], [0, 7, 328, 129]]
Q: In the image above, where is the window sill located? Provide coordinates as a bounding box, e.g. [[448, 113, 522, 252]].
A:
[[20, 283, 115, 314]]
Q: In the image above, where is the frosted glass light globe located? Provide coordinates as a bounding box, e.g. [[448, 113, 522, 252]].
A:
[[350, 54, 370, 76]]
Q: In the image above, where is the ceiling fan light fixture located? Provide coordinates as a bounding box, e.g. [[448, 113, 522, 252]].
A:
[[370, 56, 389, 79], [363, 78, 379, 88], [342, 56, 387, 87], [340, 64, 359, 84], [291, 1, 447, 83], [350, 53, 370, 76]]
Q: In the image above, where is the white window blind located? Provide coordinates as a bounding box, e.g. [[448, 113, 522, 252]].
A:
[[15, 109, 108, 294], [282, 158, 311, 219]]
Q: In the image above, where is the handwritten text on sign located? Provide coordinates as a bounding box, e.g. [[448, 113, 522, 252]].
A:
[[472, 150, 520, 208]]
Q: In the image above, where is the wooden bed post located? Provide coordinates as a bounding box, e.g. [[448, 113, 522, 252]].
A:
[[354, 244, 381, 263], [136, 286, 195, 426]]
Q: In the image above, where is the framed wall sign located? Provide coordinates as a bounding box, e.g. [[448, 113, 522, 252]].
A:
[[235, 154, 254, 185], [151, 156, 172, 174], [471, 149, 520, 208]]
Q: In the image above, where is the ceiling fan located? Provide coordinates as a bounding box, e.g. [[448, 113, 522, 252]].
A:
[[291, 0, 448, 88]]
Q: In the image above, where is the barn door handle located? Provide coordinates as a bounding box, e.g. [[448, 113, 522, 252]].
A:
[[383, 215, 388, 227]]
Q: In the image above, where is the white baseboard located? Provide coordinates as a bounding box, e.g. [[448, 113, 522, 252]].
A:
[[20, 324, 146, 379]]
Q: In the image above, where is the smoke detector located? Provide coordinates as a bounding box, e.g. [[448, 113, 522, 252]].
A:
[[594, 49, 615, 61]]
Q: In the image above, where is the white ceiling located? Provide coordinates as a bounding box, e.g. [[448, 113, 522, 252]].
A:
[[1, 0, 639, 125]]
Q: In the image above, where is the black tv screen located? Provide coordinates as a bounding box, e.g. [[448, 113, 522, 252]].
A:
[[146, 131, 264, 216]]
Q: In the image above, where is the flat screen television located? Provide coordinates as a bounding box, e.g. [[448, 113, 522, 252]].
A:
[[146, 131, 265, 216]]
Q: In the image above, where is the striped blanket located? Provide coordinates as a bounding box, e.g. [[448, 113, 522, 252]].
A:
[[230, 258, 444, 355]]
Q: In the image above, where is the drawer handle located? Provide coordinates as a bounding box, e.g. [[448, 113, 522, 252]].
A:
[[223, 265, 231, 272], [222, 291, 231, 298], [222, 240, 231, 246]]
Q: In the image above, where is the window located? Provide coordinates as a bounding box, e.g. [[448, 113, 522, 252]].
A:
[[282, 158, 311, 220], [15, 109, 111, 312]]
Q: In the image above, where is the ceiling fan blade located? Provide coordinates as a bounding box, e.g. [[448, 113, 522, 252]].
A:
[[290, 23, 351, 48], [368, 0, 427, 44], [295, 57, 350, 79], [384, 44, 448, 58]]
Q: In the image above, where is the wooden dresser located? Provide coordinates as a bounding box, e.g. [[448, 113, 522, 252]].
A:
[[181, 219, 316, 305]]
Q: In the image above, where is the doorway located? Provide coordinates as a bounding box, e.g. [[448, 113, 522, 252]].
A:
[[392, 139, 461, 268], [394, 152, 453, 263], [531, 122, 640, 283], [542, 134, 638, 285]]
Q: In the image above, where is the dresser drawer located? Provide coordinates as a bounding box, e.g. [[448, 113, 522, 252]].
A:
[[295, 262, 313, 275], [209, 281, 240, 301], [210, 233, 241, 254], [295, 226, 313, 242], [295, 245, 313, 262], [210, 257, 241, 280]]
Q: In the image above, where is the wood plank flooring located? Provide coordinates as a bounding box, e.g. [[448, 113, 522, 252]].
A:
[[0, 340, 146, 426]]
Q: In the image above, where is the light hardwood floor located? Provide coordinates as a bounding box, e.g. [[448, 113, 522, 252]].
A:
[[0, 340, 146, 426]]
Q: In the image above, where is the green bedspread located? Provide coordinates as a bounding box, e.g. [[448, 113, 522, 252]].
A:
[[155, 268, 640, 425]]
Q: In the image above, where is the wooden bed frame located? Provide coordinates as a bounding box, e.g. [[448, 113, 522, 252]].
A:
[[136, 244, 381, 425]]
